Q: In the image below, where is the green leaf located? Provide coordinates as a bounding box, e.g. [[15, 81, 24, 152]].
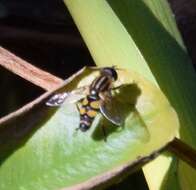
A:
[[63, 1, 196, 189], [0, 68, 178, 190]]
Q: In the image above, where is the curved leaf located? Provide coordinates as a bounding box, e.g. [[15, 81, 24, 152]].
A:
[[0, 68, 179, 190]]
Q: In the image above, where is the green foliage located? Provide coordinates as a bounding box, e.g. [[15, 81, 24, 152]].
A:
[[64, 1, 196, 189], [0, 68, 178, 189]]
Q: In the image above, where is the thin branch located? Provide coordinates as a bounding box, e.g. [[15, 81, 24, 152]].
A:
[[0, 46, 63, 91], [0, 67, 86, 124], [167, 137, 196, 169]]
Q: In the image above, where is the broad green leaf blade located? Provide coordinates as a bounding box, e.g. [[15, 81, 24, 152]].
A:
[[0, 68, 179, 190], [64, 1, 196, 189]]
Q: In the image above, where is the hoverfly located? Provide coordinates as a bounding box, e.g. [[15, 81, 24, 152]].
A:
[[46, 67, 123, 139]]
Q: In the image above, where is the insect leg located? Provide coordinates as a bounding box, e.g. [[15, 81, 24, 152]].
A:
[[101, 124, 107, 142], [111, 84, 131, 91], [87, 65, 118, 71]]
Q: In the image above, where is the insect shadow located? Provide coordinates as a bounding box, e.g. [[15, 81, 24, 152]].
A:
[[92, 83, 142, 141]]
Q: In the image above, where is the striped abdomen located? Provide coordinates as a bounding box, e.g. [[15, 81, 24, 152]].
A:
[[79, 75, 112, 132], [79, 95, 100, 132]]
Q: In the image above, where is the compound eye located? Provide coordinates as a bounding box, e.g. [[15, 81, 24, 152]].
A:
[[79, 123, 90, 132]]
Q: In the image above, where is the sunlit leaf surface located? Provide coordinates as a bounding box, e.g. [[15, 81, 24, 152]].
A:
[[0, 68, 179, 190]]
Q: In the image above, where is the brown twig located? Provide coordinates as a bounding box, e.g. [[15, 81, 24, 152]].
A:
[[0, 46, 63, 91], [167, 137, 196, 169]]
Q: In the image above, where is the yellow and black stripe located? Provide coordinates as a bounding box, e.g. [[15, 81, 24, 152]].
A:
[[78, 67, 118, 132], [79, 96, 100, 131], [46, 67, 118, 135], [90, 75, 112, 93]]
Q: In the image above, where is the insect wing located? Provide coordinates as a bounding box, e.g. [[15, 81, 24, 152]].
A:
[[46, 93, 69, 106], [100, 95, 123, 126], [46, 86, 88, 106]]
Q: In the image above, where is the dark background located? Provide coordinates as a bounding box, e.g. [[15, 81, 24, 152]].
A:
[[0, 0, 195, 189]]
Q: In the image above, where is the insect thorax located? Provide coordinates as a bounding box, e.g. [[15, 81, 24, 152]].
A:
[[90, 75, 112, 93]]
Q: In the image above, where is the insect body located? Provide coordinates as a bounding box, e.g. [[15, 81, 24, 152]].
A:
[[46, 67, 122, 135], [78, 67, 118, 131], [79, 95, 100, 131]]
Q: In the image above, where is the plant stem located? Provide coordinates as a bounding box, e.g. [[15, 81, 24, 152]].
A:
[[167, 137, 196, 170], [0, 46, 63, 91]]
